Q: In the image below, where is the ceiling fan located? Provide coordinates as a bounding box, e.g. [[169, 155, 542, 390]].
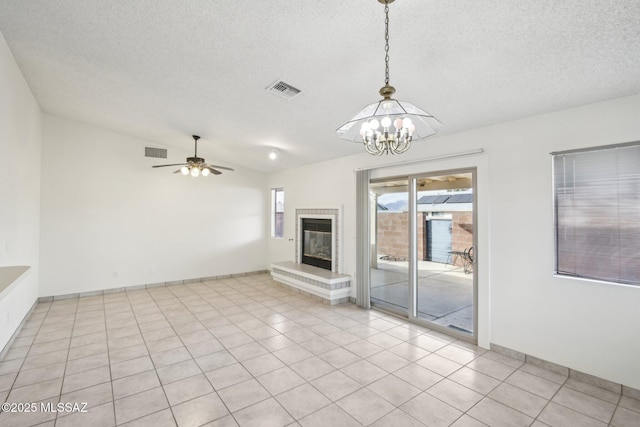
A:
[[152, 135, 234, 177]]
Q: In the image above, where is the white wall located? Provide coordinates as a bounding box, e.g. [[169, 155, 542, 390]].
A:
[[487, 95, 640, 390], [268, 93, 640, 389], [40, 115, 269, 297], [0, 33, 42, 351]]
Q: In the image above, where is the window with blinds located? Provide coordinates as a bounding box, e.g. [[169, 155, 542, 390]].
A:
[[271, 188, 284, 239], [552, 142, 640, 286]]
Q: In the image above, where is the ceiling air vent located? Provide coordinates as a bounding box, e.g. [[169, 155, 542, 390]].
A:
[[145, 147, 167, 159], [267, 80, 302, 100]]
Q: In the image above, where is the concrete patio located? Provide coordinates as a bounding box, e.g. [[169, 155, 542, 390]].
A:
[[370, 258, 474, 334]]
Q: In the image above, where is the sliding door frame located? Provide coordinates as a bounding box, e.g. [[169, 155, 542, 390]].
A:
[[369, 167, 478, 344]]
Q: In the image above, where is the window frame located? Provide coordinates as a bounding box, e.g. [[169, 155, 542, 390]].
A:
[[271, 188, 284, 239], [551, 141, 640, 287]]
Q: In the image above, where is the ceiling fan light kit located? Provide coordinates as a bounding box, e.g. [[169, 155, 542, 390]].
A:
[[152, 135, 234, 177], [337, 0, 442, 156]]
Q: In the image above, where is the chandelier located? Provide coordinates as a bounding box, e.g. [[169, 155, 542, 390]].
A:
[[337, 0, 442, 155]]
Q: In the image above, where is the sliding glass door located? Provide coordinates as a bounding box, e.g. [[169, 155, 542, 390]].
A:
[[369, 169, 477, 340], [369, 178, 410, 313]]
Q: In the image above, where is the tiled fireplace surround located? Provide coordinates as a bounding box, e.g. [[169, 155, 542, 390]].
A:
[[271, 208, 352, 305], [293, 209, 341, 273]]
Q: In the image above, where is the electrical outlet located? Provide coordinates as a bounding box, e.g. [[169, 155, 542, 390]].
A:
[[113, 271, 118, 278], [150, 265, 157, 274]]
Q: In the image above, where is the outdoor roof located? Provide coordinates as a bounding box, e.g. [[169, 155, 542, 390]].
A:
[[417, 193, 473, 204]]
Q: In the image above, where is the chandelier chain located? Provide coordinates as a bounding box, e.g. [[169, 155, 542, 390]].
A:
[[384, 3, 390, 86]]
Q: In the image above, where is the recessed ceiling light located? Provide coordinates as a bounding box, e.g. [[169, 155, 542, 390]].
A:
[[269, 149, 278, 160]]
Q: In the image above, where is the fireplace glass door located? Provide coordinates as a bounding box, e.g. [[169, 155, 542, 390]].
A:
[[301, 218, 333, 270], [303, 230, 332, 262]]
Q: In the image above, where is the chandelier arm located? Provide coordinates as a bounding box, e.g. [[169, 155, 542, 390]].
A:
[[390, 139, 401, 153], [397, 137, 412, 154], [364, 141, 379, 155]]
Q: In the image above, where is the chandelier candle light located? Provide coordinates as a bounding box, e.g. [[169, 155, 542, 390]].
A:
[[337, 0, 442, 155]]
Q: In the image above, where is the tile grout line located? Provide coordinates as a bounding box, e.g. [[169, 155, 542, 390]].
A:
[[3, 275, 639, 427], [538, 378, 621, 426], [271, 308, 414, 424], [170, 281, 244, 426], [181, 281, 272, 426], [54, 297, 82, 425], [0, 300, 52, 412], [133, 286, 635, 427], [610, 391, 624, 427], [104, 292, 122, 427], [203, 277, 330, 424], [530, 372, 570, 426], [146, 280, 236, 425], [126, 286, 180, 426], [199, 278, 307, 424], [393, 348, 501, 426], [105, 291, 168, 426]]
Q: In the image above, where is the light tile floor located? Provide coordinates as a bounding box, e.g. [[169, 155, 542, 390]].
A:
[[0, 273, 638, 427]]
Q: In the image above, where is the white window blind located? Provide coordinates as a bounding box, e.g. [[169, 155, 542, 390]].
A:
[[552, 142, 640, 286]]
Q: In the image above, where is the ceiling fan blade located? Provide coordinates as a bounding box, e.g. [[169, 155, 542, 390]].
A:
[[208, 164, 234, 171], [173, 169, 183, 174], [152, 163, 187, 168], [204, 166, 222, 175]]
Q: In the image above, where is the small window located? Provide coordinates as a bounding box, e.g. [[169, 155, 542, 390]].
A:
[[552, 142, 640, 286], [271, 188, 284, 239]]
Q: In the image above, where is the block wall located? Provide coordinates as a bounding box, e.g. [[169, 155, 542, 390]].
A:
[[376, 211, 473, 266]]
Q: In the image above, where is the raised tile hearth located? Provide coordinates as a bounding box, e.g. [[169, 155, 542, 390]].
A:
[[271, 261, 351, 305]]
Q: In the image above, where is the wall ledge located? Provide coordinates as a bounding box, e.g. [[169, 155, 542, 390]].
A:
[[0, 266, 30, 301]]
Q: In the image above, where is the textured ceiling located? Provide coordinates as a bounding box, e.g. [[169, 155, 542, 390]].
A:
[[1, 0, 639, 173]]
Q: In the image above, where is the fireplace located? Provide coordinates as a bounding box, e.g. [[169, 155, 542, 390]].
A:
[[271, 207, 350, 304], [301, 218, 332, 270], [295, 208, 341, 273]]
